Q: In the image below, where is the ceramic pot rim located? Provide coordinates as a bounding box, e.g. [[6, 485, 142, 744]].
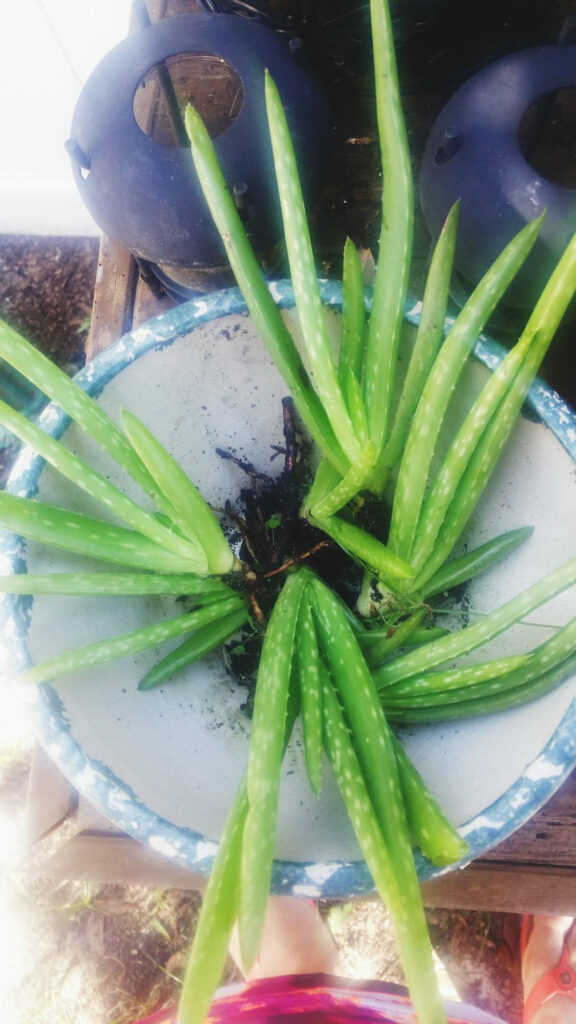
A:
[[3, 280, 576, 898]]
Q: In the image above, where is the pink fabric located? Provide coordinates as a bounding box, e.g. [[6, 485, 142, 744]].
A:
[[132, 973, 507, 1024]]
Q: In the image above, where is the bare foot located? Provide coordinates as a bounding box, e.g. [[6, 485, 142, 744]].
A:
[[229, 896, 341, 980], [522, 916, 576, 1024]]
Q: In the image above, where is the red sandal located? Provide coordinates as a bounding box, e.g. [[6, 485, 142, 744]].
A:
[[522, 916, 576, 1024]]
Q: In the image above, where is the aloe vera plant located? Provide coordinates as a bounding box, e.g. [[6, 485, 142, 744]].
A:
[[176, 0, 576, 1017], [1, 0, 576, 1022]]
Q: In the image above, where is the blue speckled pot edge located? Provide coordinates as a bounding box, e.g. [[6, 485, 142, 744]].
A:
[[2, 280, 576, 899]]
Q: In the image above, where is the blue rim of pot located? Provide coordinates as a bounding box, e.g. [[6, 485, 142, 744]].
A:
[[2, 279, 576, 899]]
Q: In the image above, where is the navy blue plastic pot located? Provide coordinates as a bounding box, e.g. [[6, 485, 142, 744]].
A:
[[67, 13, 331, 292], [420, 45, 576, 308]]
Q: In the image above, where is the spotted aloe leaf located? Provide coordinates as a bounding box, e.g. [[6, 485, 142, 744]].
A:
[[19, 594, 246, 686], [184, 106, 347, 476], [339, 236, 366, 385], [362, 0, 413, 452], [120, 410, 237, 576], [137, 605, 249, 690], [177, 780, 248, 1024], [321, 678, 444, 1024], [372, 201, 459, 491], [0, 491, 207, 574], [264, 72, 363, 467], [374, 553, 576, 690], [0, 397, 204, 563], [0, 572, 231, 597], [310, 512, 414, 585], [387, 215, 543, 563], [0, 318, 156, 496], [294, 589, 324, 796], [238, 570, 307, 972]]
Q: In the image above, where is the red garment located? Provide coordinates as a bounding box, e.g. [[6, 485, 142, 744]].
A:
[[134, 973, 506, 1024]]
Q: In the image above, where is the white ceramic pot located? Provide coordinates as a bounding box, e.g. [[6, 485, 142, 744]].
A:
[[2, 281, 576, 898]]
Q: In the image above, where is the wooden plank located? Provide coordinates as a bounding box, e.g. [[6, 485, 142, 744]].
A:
[[26, 780, 207, 888], [28, 831, 207, 890], [85, 236, 139, 361], [421, 862, 576, 916], [28, 820, 576, 911], [73, 796, 125, 835], [142, 0, 199, 23], [132, 274, 176, 329], [27, 764, 576, 909], [25, 745, 77, 845], [85, 240, 175, 363], [481, 772, 576, 866]]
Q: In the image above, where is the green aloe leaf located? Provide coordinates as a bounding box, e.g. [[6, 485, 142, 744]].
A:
[[177, 780, 248, 1024], [0, 572, 232, 597], [339, 237, 366, 384], [295, 590, 324, 796], [319, 663, 447, 1024], [0, 318, 156, 495], [385, 651, 576, 723], [374, 553, 576, 689], [311, 572, 459, 1023], [310, 512, 414, 584], [121, 410, 235, 575], [19, 596, 245, 686], [391, 735, 468, 866], [383, 652, 530, 701], [184, 106, 347, 475], [302, 457, 340, 517], [238, 570, 307, 972], [418, 527, 533, 601], [363, 0, 413, 452], [0, 491, 207, 574], [0, 397, 205, 563], [411, 226, 576, 588], [372, 201, 459, 490], [138, 605, 249, 690], [309, 441, 377, 518], [360, 606, 429, 669], [177, 689, 301, 1024], [311, 575, 410, 842], [343, 370, 370, 446], [387, 215, 543, 562], [265, 71, 361, 465], [384, 609, 576, 708]]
